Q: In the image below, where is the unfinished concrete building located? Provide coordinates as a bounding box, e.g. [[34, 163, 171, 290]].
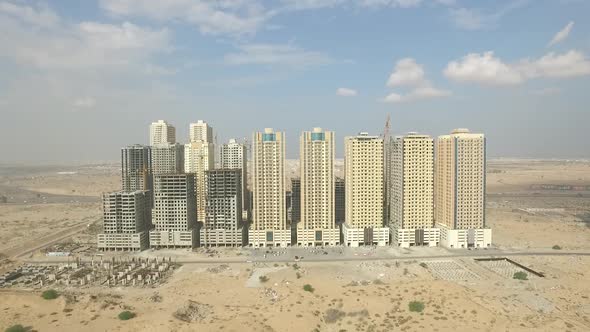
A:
[[149, 174, 197, 248], [121, 144, 152, 192], [201, 169, 243, 246], [98, 190, 151, 251]]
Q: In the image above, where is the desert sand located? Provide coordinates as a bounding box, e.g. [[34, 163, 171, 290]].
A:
[[0, 159, 589, 331]]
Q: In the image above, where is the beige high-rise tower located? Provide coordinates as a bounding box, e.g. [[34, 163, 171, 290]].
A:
[[150, 120, 176, 146], [190, 120, 213, 143], [435, 128, 491, 248], [250, 128, 289, 247], [185, 140, 214, 223], [388, 133, 438, 247], [298, 128, 339, 246], [343, 132, 389, 247]]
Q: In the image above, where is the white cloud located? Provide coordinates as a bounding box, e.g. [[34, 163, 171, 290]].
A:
[[336, 88, 358, 96], [100, 0, 273, 36], [223, 43, 333, 67], [360, 0, 423, 8], [449, 0, 528, 30], [387, 58, 427, 87], [0, 1, 59, 28], [0, 4, 171, 71], [531, 87, 561, 96], [445, 50, 590, 85], [0, 1, 178, 115], [383, 58, 451, 103], [73, 97, 97, 108], [382, 86, 451, 103], [548, 21, 574, 47], [444, 52, 523, 85]]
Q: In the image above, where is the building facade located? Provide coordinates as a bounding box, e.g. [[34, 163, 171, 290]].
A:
[[220, 139, 249, 221], [150, 120, 176, 146], [189, 120, 213, 143], [250, 128, 289, 247], [151, 143, 184, 175], [98, 191, 151, 251], [298, 128, 338, 246], [121, 144, 152, 192], [388, 133, 438, 247], [435, 129, 491, 248], [201, 169, 243, 246], [343, 132, 389, 246], [184, 140, 214, 222], [149, 174, 197, 248]]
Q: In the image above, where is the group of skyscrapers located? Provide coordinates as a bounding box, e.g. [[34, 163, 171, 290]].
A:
[[98, 120, 491, 252]]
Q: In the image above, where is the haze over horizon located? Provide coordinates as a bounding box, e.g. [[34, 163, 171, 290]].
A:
[[1, 0, 589, 163]]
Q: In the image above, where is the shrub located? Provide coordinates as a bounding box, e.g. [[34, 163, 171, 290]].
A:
[[5, 325, 26, 332], [303, 284, 314, 293], [41, 289, 59, 300], [552, 245, 562, 250], [419, 262, 428, 269], [296, 272, 302, 279], [259, 275, 269, 283], [293, 264, 300, 270], [513, 272, 528, 280], [118, 311, 136, 320], [409, 301, 425, 313]]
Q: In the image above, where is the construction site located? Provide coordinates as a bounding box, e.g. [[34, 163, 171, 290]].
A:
[[0, 257, 179, 289]]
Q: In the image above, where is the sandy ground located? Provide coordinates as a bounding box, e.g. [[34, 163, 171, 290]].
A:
[[0, 160, 589, 331], [1, 256, 589, 331]]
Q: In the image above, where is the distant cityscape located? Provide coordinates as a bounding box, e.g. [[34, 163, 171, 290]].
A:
[[98, 120, 491, 251]]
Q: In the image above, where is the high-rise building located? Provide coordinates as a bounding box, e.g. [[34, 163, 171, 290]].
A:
[[435, 129, 491, 248], [149, 174, 197, 248], [151, 143, 184, 175], [184, 141, 214, 222], [150, 120, 176, 146], [343, 132, 389, 246], [388, 133, 439, 247], [121, 144, 152, 192], [201, 169, 243, 246], [298, 128, 338, 246], [98, 190, 151, 251], [335, 177, 345, 225], [189, 120, 213, 143], [250, 128, 290, 247], [220, 139, 249, 221]]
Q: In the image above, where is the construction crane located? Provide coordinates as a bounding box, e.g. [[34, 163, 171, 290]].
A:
[[382, 113, 391, 140]]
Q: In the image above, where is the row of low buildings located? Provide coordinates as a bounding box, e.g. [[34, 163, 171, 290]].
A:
[[98, 120, 491, 251]]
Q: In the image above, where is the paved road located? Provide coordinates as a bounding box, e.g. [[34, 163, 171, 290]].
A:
[[23, 250, 590, 265]]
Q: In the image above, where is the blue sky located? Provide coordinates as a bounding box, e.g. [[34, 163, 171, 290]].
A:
[[0, 0, 589, 162]]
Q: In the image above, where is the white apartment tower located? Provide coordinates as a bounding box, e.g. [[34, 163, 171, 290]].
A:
[[190, 120, 213, 143], [150, 120, 176, 146], [298, 128, 339, 246], [151, 143, 184, 175], [220, 139, 249, 220], [388, 133, 438, 247], [250, 128, 289, 247], [343, 132, 389, 246], [435, 129, 491, 248], [149, 174, 197, 248], [98, 190, 151, 251], [184, 140, 214, 223]]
